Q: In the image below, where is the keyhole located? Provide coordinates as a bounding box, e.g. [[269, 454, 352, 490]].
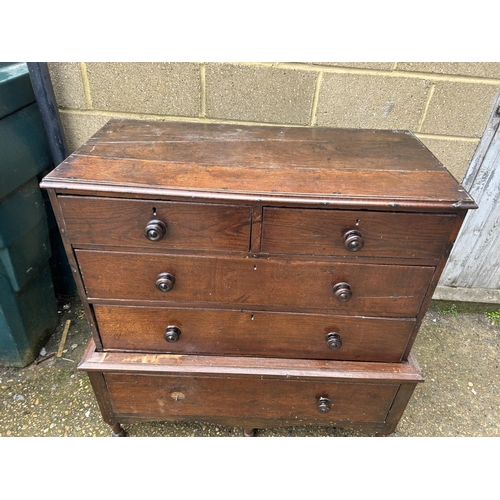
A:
[[152, 207, 157, 216]]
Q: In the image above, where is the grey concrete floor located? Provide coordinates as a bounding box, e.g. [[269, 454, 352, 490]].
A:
[[0, 295, 499, 437]]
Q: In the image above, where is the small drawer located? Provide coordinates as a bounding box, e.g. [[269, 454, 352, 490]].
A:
[[94, 305, 416, 362], [76, 250, 434, 317], [261, 208, 457, 260], [58, 196, 251, 252]]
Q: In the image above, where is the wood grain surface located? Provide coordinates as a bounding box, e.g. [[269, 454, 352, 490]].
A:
[[94, 305, 416, 362], [40, 119, 476, 210], [104, 372, 400, 423], [59, 195, 251, 251], [262, 207, 457, 259], [76, 250, 434, 317]]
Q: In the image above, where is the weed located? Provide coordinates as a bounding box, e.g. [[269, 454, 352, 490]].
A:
[[440, 303, 458, 317], [485, 311, 500, 326]]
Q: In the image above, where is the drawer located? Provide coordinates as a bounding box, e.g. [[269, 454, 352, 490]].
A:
[[77, 250, 434, 317], [94, 305, 416, 362], [58, 196, 251, 252], [80, 342, 423, 431], [261, 208, 457, 260], [104, 372, 400, 424]]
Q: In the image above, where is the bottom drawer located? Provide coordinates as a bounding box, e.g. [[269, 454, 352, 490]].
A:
[[105, 373, 399, 423], [80, 341, 424, 434]]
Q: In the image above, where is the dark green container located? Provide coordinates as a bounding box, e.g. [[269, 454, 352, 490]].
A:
[[0, 268, 57, 367], [0, 177, 51, 292], [0, 62, 60, 366]]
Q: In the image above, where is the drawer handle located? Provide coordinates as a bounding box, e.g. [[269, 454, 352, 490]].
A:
[[318, 397, 331, 414], [165, 325, 181, 343], [145, 219, 167, 242], [332, 282, 352, 302], [343, 229, 364, 252], [156, 272, 175, 292], [325, 332, 342, 350]]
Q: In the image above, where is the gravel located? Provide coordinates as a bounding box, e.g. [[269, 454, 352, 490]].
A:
[[1, 296, 499, 437]]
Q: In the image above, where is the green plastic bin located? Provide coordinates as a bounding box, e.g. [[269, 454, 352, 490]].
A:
[[0, 63, 59, 366], [0, 268, 57, 366]]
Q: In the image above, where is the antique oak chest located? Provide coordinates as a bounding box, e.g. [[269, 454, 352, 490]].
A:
[[40, 119, 476, 436]]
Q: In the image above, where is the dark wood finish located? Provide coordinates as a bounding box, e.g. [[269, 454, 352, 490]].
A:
[[401, 211, 469, 359], [76, 250, 434, 317], [58, 196, 251, 252], [379, 382, 419, 436], [86, 371, 115, 426], [93, 305, 416, 362], [41, 156, 475, 211], [40, 120, 476, 211], [46, 190, 103, 349], [261, 208, 457, 260], [111, 422, 126, 437], [104, 373, 399, 423], [42, 119, 476, 436], [250, 205, 263, 253], [78, 339, 423, 433], [79, 339, 424, 382]]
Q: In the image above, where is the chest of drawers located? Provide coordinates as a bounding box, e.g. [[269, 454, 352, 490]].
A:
[[40, 120, 476, 436]]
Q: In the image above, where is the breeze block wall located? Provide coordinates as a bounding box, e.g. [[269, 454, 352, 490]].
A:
[[48, 62, 500, 182]]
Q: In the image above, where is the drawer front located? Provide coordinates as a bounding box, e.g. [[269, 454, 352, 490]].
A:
[[105, 372, 400, 424], [262, 208, 456, 260], [77, 250, 434, 317], [94, 305, 415, 362], [59, 196, 251, 252]]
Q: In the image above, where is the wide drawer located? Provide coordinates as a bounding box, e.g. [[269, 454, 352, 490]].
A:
[[261, 207, 456, 260], [58, 196, 251, 252], [105, 373, 399, 423], [77, 250, 434, 317], [79, 345, 423, 427], [94, 305, 416, 362]]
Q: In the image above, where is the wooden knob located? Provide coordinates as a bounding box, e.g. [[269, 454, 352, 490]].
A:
[[343, 229, 364, 252], [332, 282, 352, 302], [164, 325, 181, 343], [325, 332, 342, 350], [145, 219, 167, 241], [318, 397, 331, 414], [156, 272, 175, 292]]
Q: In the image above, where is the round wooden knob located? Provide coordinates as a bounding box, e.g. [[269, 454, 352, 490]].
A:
[[332, 282, 352, 302], [156, 272, 175, 292], [145, 219, 167, 241], [164, 325, 181, 343], [318, 397, 331, 414], [343, 229, 364, 252], [325, 332, 342, 350]]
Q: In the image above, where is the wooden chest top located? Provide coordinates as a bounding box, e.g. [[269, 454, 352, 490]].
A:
[[40, 119, 476, 211]]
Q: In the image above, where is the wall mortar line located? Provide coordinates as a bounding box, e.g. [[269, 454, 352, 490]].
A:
[[200, 63, 206, 118], [79, 62, 93, 109], [57, 108, 487, 139], [415, 133, 480, 142], [58, 108, 310, 128], [310, 72, 323, 126], [418, 84, 435, 132], [274, 62, 500, 85]]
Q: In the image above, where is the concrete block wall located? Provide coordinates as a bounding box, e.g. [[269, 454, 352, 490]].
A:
[[48, 62, 500, 181]]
